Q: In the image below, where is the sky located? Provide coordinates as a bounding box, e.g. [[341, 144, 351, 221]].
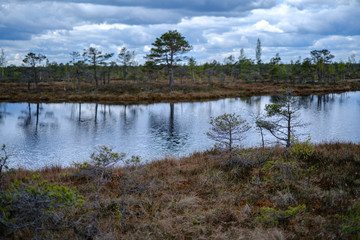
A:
[[0, 0, 359, 65]]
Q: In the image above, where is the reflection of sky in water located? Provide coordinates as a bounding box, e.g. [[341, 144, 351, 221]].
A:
[[0, 91, 359, 169]]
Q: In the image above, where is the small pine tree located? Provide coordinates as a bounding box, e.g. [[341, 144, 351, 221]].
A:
[[207, 113, 251, 165]]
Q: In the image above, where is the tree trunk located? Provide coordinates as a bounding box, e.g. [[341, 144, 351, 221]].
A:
[[287, 111, 291, 148], [107, 70, 111, 84], [123, 68, 127, 84], [27, 76, 31, 91], [34, 68, 39, 92], [260, 128, 265, 149], [207, 74, 212, 86], [169, 67, 174, 87], [121, 174, 127, 229], [77, 72, 81, 93], [229, 128, 233, 166], [102, 71, 106, 86], [94, 66, 98, 88]]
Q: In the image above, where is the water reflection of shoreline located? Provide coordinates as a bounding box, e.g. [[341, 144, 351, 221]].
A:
[[0, 91, 358, 169]]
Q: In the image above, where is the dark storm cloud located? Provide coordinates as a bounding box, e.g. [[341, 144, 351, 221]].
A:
[[0, 1, 185, 40], [0, 0, 275, 41], [294, 4, 360, 36], [103, 0, 276, 12], [11, 0, 277, 13], [0, 0, 359, 64], [0, 2, 78, 40]]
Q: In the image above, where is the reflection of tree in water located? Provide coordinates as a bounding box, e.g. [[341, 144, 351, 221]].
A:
[[79, 103, 82, 122], [91, 104, 119, 125], [18, 103, 35, 128], [119, 104, 144, 134], [205, 101, 213, 116], [98, 104, 115, 127], [297, 95, 313, 109], [300, 94, 339, 110], [94, 104, 98, 124], [269, 95, 282, 104], [0, 103, 10, 124], [69, 103, 97, 125], [240, 96, 262, 114], [68, 104, 122, 138], [149, 103, 189, 152], [18, 103, 59, 135], [68, 104, 95, 136], [338, 92, 349, 105], [240, 96, 254, 105], [268, 92, 350, 112], [269, 94, 317, 110], [70, 103, 85, 122], [316, 94, 336, 111]]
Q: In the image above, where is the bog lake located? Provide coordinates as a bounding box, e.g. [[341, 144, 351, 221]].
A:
[[0, 91, 359, 169]]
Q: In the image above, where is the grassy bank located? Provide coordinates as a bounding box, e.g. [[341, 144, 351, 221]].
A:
[[1, 80, 360, 103], [1, 142, 360, 239]]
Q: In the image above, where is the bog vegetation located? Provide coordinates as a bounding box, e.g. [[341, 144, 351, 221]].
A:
[[1, 141, 360, 239]]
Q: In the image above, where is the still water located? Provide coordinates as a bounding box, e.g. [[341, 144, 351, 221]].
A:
[[0, 91, 359, 169]]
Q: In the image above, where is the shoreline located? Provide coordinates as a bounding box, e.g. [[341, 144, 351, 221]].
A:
[[5, 141, 360, 171], [1, 81, 360, 104]]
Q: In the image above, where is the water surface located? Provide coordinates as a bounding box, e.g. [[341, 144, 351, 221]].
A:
[[0, 91, 359, 169]]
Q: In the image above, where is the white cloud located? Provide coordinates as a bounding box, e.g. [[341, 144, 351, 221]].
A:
[[143, 45, 151, 52], [313, 35, 360, 50], [74, 24, 129, 31], [285, 0, 356, 9], [254, 20, 283, 33], [0, 0, 359, 64]]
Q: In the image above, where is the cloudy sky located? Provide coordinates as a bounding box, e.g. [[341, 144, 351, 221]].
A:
[[1, 0, 359, 65]]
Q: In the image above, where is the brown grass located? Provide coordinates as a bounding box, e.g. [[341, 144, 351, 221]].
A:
[[1, 78, 359, 103], [2, 143, 360, 239]]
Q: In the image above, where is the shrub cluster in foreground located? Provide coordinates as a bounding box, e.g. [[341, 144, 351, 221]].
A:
[[0, 142, 360, 239]]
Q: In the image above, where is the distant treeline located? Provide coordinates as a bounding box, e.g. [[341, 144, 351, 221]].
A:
[[1, 48, 359, 90]]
